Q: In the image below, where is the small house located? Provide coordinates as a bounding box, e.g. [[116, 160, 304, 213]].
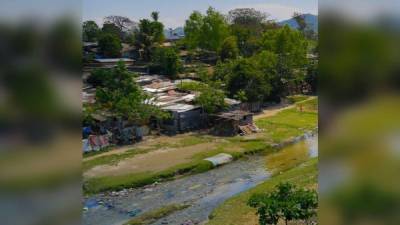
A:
[[94, 58, 134, 68], [160, 103, 204, 134], [212, 110, 254, 136]]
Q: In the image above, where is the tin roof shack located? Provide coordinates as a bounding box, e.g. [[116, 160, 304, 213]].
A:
[[161, 104, 204, 134], [212, 110, 253, 136], [94, 58, 134, 68], [224, 98, 241, 111]]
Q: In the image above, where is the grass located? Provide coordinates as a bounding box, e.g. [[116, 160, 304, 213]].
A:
[[123, 204, 190, 225], [83, 160, 215, 194], [207, 158, 318, 225], [177, 81, 208, 92], [83, 148, 149, 172], [286, 95, 309, 104], [256, 98, 318, 143], [83, 98, 318, 195]]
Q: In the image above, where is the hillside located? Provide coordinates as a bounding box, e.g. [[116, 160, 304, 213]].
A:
[[278, 13, 318, 32]]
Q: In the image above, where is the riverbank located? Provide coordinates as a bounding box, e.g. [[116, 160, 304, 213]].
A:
[[83, 97, 317, 195], [83, 134, 317, 225], [207, 157, 318, 225]]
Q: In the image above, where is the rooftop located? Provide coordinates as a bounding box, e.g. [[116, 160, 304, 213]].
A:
[[162, 103, 200, 113], [217, 110, 252, 121], [95, 58, 134, 63]]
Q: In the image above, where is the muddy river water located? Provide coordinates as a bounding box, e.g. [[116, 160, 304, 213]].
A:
[[83, 133, 317, 225]]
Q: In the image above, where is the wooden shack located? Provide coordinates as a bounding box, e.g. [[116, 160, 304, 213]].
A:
[[212, 110, 253, 136]]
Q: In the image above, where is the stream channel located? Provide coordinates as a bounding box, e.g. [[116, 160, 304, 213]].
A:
[[83, 133, 317, 225]]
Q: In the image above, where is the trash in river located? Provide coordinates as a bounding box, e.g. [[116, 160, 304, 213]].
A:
[[128, 209, 142, 217], [84, 199, 100, 209], [204, 153, 233, 166], [104, 203, 114, 209], [165, 191, 175, 199]]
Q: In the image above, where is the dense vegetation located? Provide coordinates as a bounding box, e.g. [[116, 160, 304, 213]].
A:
[[86, 62, 168, 124], [248, 182, 317, 225], [83, 8, 317, 117]]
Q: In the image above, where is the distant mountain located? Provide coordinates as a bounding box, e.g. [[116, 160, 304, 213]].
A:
[[278, 14, 318, 32], [164, 27, 185, 40]]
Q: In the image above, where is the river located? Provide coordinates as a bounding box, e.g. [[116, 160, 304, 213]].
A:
[[83, 133, 317, 225]]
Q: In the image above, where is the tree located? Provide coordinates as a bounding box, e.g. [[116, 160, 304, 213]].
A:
[[104, 15, 135, 31], [151, 47, 182, 79], [82, 20, 100, 42], [305, 61, 317, 94], [248, 182, 318, 225], [292, 12, 307, 32], [184, 7, 229, 52], [134, 12, 165, 61], [228, 8, 267, 28], [252, 51, 281, 102], [219, 36, 239, 61], [260, 25, 308, 95], [102, 23, 122, 38], [224, 58, 271, 103], [292, 12, 316, 40], [194, 86, 227, 114], [228, 8, 269, 56], [151, 11, 159, 22], [184, 11, 204, 49], [94, 61, 167, 124], [200, 7, 230, 51], [98, 33, 122, 58]]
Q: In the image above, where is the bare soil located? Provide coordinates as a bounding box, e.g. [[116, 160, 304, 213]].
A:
[[84, 142, 217, 178]]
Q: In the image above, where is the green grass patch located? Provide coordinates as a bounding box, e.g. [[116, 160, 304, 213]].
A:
[[207, 158, 318, 225], [174, 135, 213, 147], [83, 160, 215, 195], [124, 204, 190, 225], [286, 95, 309, 103], [177, 81, 208, 92], [255, 99, 317, 143]]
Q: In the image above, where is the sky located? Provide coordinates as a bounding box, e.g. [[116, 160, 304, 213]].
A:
[[83, 0, 318, 28]]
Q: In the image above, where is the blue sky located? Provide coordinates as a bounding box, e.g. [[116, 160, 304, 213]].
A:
[[83, 0, 318, 28]]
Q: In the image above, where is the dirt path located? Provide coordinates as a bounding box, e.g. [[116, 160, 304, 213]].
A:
[[83, 133, 198, 162], [253, 104, 293, 120], [84, 142, 217, 178], [254, 96, 316, 120]]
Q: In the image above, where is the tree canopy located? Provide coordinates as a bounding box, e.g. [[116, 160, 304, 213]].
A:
[[260, 25, 308, 95], [104, 15, 135, 31], [224, 58, 271, 102], [151, 47, 182, 79], [228, 8, 267, 28], [134, 12, 165, 61], [101, 23, 122, 39], [194, 86, 227, 114], [82, 20, 100, 42], [248, 182, 318, 225], [98, 33, 122, 58], [93, 61, 167, 124], [228, 8, 269, 56], [219, 36, 239, 61], [184, 7, 230, 52]]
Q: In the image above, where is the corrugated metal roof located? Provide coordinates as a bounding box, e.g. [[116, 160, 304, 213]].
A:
[[95, 58, 134, 63], [162, 103, 200, 113]]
